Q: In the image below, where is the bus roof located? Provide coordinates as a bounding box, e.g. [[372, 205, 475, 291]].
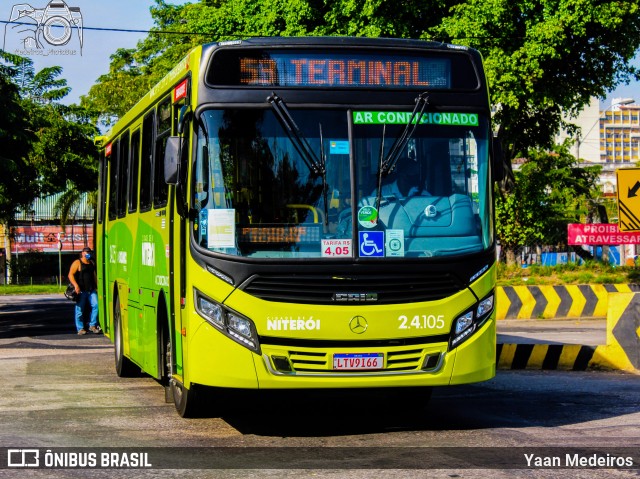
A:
[[208, 36, 474, 53]]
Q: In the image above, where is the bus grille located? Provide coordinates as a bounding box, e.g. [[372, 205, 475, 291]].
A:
[[286, 348, 426, 372], [241, 273, 463, 304]]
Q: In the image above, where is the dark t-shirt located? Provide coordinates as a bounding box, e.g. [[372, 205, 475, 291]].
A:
[[75, 260, 96, 292]]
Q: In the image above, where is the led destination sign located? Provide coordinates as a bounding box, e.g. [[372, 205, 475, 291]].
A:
[[208, 49, 480, 89], [239, 56, 449, 88]]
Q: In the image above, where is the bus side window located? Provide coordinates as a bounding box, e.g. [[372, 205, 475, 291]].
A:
[[118, 131, 130, 218], [154, 97, 171, 208], [140, 112, 155, 212], [97, 151, 106, 224], [173, 98, 185, 133], [108, 138, 119, 221], [128, 129, 141, 213]]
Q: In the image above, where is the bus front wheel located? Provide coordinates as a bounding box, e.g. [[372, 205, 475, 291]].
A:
[[170, 379, 203, 418]]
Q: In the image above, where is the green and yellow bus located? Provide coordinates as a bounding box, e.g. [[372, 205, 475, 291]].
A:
[[96, 37, 502, 417]]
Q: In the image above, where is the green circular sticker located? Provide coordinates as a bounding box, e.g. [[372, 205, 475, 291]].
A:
[[358, 206, 378, 228], [388, 238, 402, 252]]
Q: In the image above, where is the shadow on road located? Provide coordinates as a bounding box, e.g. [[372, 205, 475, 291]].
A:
[[192, 372, 640, 437], [0, 295, 82, 339]]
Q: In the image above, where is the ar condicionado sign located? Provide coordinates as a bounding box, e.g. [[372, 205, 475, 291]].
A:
[[568, 223, 640, 245]]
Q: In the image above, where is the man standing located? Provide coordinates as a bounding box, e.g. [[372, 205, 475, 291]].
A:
[[68, 247, 101, 335]]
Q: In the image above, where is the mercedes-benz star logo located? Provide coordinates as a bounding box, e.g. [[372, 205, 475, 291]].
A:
[[349, 316, 368, 334]]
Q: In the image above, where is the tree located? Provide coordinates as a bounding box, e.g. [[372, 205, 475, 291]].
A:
[[433, 0, 640, 163], [17, 59, 99, 196], [496, 145, 600, 265], [0, 52, 37, 223], [54, 187, 97, 228], [0, 52, 98, 222], [315, 0, 456, 38], [81, 48, 151, 126]]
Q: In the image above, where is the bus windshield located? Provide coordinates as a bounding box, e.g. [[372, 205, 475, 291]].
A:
[[193, 108, 492, 259]]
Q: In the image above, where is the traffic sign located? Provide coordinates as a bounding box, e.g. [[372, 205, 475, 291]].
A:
[[616, 168, 640, 231]]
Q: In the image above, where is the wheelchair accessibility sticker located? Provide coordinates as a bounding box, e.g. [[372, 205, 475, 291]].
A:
[[359, 231, 384, 257]]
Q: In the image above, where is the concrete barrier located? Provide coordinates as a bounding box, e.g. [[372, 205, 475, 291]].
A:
[[496, 284, 640, 320], [496, 291, 640, 372]]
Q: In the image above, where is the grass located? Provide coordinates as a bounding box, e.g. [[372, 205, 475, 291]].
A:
[[0, 284, 65, 295], [497, 261, 634, 286]]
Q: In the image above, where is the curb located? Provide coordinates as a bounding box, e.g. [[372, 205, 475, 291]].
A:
[[497, 292, 640, 372], [496, 284, 640, 320], [496, 344, 626, 371]]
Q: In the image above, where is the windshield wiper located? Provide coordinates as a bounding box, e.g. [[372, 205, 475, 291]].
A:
[[374, 92, 429, 212], [318, 123, 329, 226], [267, 92, 329, 225], [267, 92, 324, 175], [374, 123, 387, 213]]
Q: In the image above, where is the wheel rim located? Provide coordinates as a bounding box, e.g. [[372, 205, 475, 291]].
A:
[[165, 333, 172, 381]]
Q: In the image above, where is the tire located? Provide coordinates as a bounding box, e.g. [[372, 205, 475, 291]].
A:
[[161, 325, 173, 403], [171, 379, 204, 418], [114, 294, 139, 377], [163, 323, 202, 417]]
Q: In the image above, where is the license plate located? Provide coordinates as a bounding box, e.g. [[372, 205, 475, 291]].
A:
[[333, 353, 383, 370]]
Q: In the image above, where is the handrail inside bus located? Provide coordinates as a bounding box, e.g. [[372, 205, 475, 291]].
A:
[[286, 204, 320, 224]]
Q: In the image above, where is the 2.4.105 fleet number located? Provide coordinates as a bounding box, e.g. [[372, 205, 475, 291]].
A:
[[398, 314, 445, 330]]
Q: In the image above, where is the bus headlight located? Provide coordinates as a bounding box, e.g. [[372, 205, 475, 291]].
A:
[[450, 291, 494, 350], [228, 313, 252, 339], [454, 311, 474, 335], [476, 294, 494, 318], [195, 289, 260, 353], [198, 296, 224, 327]]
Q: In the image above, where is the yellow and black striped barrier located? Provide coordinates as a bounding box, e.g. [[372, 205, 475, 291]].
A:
[[496, 284, 640, 320], [497, 292, 640, 372]]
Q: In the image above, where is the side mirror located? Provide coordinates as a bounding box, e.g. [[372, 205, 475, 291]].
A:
[[492, 136, 505, 182], [164, 136, 181, 185], [177, 105, 192, 135]]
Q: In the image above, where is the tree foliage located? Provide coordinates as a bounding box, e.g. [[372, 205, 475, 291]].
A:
[[0, 52, 98, 223], [434, 0, 640, 161], [496, 145, 601, 264], [0, 53, 37, 222]]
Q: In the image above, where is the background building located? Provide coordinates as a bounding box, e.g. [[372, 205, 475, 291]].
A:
[[563, 97, 638, 196], [601, 100, 640, 164], [0, 192, 94, 285]]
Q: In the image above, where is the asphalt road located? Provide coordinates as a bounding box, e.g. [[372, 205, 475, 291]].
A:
[[0, 294, 638, 478], [0, 294, 77, 338]]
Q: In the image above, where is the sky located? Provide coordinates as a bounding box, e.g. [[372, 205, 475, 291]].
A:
[[1, 0, 189, 104], [1, 0, 639, 107]]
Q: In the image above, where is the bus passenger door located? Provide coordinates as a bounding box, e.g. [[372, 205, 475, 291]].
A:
[[166, 83, 191, 383]]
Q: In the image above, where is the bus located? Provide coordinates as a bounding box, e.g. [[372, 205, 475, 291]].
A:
[[96, 36, 503, 417]]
